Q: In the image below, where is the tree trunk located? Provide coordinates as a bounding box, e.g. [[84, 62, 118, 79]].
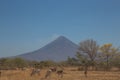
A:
[[106, 55, 109, 71]]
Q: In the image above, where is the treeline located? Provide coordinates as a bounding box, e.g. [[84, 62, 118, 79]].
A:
[[0, 58, 59, 70], [66, 39, 120, 71], [0, 58, 28, 70], [0, 39, 120, 71]]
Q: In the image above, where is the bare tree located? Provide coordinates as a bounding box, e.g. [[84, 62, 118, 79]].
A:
[[76, 39, 99, 71]]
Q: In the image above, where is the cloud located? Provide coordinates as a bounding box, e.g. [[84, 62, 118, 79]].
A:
[[51, 34, 60, 40]]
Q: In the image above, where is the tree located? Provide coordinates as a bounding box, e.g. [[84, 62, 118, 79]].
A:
[[0, 58, 9, 69], [100, 43, 119, 71], [67, 56, 79, 66], [0, 58, 15, 69], [12, 58, 28, 68], [76, 39, 99, 70], [111, 54, 120, 70]]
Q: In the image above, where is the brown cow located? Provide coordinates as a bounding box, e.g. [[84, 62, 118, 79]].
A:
[[0, 71, 1, 77], [84, 65, 88, 77], [45, 69, 52, 79], [30, 68, 40, 76], [50, 67, 56, 72], [56, 70, 63, 78]]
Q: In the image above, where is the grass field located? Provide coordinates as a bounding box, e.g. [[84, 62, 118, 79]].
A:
[[0, 67, 120, 80]]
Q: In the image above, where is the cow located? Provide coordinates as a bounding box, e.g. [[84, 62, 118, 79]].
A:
[[45, 69, 52, 79], [44, 67, 64, 79], [50, 67, 56, 72], [56, 70, 63, 78], [30, 68, 40, 76], [0, 71, 1, 77], [84, 65, 88, 77]]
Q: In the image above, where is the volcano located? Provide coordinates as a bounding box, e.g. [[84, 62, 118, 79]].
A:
[[16, 36, 79, 61]]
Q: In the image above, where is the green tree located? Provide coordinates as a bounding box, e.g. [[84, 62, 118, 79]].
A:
[[100, 44, 119, 70], [67, 56, 78, 66], [12, 58, 28, 68], [0, 58, 9, 69]]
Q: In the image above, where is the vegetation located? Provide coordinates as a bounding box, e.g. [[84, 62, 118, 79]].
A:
[[0, 39, 120, 80], [66, 39, 120, 72], [76, 39, 99, 70], [0, 58, 58, 70], [99, 44, 119, 70], [0, 58, 28, 70], [0, 39, 120, 71], [0, 67, 120, 80]]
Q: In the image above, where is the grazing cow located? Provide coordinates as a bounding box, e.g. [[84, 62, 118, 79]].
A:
[[50, 67, 56, 72], [56, 70, 63, 78], [84, 65, 88, 77], [44, 66, 64, 79], [30, 68, 40, 76], [45, 69, 52, 79], [0, 71, 1, 77]]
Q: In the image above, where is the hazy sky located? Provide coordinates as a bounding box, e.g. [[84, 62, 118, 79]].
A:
[[0, 0, 120, 57]]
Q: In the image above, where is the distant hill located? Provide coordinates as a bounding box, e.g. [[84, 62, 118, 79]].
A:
[[15, 36, 79, 61]]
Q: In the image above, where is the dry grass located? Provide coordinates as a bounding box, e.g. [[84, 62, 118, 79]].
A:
[[0, 67, 120, 80]]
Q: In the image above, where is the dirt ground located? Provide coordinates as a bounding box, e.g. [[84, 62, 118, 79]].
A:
[[0, 67, 120, 80]]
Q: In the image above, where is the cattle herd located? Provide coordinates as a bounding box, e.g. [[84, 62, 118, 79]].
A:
[[30, 67, 64, 79], [0, 66, 90, 80]]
